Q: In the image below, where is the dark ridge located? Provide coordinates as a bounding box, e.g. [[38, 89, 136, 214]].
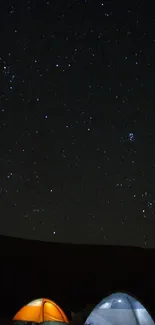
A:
[[0, 233, 148, 257], [0, 234, 155, 320]]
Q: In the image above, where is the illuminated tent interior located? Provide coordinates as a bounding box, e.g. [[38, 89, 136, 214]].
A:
[[13, 298, 69, 325], [84, 292, 155, 325]]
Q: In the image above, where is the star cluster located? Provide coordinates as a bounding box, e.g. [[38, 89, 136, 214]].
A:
[[1, 0, 155, 247]]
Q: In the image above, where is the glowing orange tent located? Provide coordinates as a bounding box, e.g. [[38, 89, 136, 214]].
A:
[[13, 298, 69, 325]]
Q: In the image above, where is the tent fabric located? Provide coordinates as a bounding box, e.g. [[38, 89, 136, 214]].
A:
[[85, 292, 155, 325], [41, 321, 68, 325], [13, 298, 69, 324]]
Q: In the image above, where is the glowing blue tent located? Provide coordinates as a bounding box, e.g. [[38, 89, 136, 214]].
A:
[[85, 292, 155, 325]]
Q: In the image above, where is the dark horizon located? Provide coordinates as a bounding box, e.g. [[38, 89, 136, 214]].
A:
[[0, 234, 154, 322], [0, 232, 152, 250]]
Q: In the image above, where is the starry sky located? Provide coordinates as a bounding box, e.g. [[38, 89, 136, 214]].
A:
[[1, 0, 155, 248]]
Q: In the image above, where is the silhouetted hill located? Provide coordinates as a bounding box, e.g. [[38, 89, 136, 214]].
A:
[[0, 235, 155, 319]]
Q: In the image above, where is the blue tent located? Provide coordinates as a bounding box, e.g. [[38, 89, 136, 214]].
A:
[[85, 292, 155, 325]]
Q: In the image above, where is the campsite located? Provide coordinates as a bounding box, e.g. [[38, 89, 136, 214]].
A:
[[0, 235, 155, 325], [1, 0, 155, 323]]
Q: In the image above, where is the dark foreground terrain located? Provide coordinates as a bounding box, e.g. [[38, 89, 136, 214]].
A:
[[0, 235, 155, 321]]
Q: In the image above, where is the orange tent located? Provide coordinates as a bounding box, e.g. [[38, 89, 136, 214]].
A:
[[13, 298, 69, 324]]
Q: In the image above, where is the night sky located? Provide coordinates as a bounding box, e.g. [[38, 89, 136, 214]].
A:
[[1, 1, 155, 247]]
